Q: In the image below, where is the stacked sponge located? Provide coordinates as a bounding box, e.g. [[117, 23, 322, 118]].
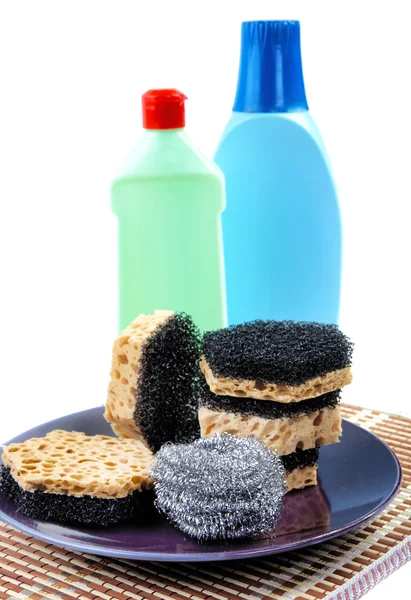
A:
[[199, 320, 353, 491]]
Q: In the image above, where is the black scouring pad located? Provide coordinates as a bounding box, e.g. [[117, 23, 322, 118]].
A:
[[202, 320, 353, 386], [136, 313, 201, 451], [0, 466, 149, 526], [281, 446, 319, 473], [150, 434, 286, 541], [199, 375, 340, 419]]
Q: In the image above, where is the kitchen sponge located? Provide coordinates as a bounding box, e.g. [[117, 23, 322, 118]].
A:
[[201, 320, 353, 402], [106, 311, 201, 451], [0, 466, 150, 526], [0, 430, 153, 526]]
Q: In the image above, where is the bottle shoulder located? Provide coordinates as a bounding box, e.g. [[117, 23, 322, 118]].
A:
[[114, 130, 223, 184], [216, 111, 328, 161], [214, 111, 338, 201]]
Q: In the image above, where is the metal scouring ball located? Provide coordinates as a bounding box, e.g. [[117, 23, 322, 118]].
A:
[[150, 434, 287, 541]]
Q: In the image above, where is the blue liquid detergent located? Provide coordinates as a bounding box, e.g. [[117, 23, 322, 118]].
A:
[[215, 21, 342, 325]]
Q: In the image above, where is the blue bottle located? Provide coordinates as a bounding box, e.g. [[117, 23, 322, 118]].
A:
[[215, 21, 342, 325]]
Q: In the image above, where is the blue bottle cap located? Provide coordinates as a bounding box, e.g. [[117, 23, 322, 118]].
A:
[[233, 20, 308, 113]]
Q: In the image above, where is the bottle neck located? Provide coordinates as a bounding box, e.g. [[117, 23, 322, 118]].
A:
[[233, 21, 308, 114], [140, 128, 188, 153], [143, 127, 185, 134]]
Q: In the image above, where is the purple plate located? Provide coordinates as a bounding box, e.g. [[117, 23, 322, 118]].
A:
[[0, 407, 401, 562]]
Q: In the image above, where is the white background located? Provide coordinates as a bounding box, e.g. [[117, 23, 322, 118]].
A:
[[0, 2, 410, 595]]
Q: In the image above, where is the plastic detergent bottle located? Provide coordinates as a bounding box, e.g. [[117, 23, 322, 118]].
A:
[[111, 89, 226, 333], [215, 20, 342, 325]]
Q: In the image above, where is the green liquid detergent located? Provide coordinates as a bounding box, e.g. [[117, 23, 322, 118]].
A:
[[112, 89, 227, 332]]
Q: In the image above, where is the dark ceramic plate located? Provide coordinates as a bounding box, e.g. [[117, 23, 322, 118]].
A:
[[0, 407, 401, 562]]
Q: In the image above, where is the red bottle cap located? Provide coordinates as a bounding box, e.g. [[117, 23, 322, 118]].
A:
[[142, 89, 187, 130]]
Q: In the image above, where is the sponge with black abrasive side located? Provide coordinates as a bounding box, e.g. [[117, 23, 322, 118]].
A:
[[198, 375, 342, 455], [282, 446, 319, 491], [0, 466, 153, 526], [105, 310, 201, 452], [0, 430, 153, 526], [201, 320, 353, 403]]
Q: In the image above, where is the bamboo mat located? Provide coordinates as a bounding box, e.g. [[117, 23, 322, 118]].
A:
[[1, 404, 411, 600]]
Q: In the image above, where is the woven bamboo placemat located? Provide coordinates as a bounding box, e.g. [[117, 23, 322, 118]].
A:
[[1, 404, 410, 600]]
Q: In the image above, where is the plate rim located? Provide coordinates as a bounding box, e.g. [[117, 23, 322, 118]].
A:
[[0, 407, 403, 562]]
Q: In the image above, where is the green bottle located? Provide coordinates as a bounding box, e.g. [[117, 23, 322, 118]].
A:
[[112, 89, 227, 332]]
